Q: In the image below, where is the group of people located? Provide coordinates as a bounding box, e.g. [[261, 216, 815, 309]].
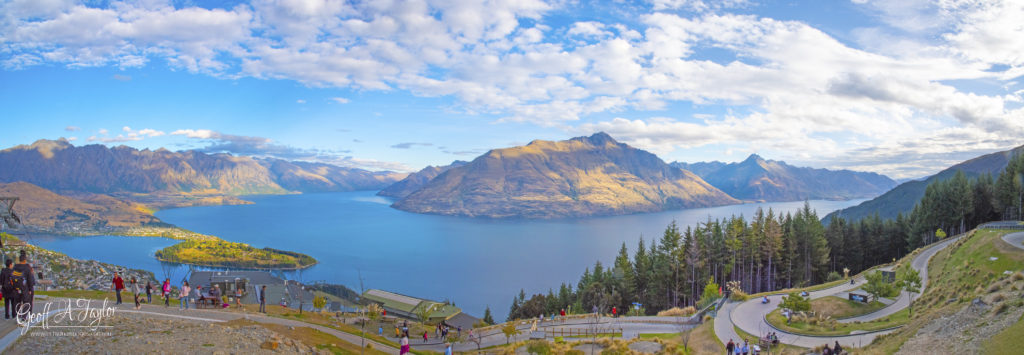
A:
[[1, 250, 36, 322], [111, 273, 172, 309], [725, 338, 757, 355], [111, 274, 268, 313], [821, 341, 845, 355]]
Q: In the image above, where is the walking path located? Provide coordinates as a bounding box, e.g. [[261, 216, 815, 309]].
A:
[[1001, 231, 1024, 250], [719, 232, 965, 349]]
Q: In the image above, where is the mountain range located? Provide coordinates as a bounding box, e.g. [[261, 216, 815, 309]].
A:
[[0, 139, 405, 210], [391, 133, 739, 218], [377, 160, 468, 198], [824, 144, 1024, 222], [672, 154, 897, 202]]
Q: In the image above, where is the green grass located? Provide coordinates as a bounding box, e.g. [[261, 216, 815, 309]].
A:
[[810, 296, 887, 318], [765, 307, 908, 336], [914, 229, 1024, 313], [155, 239, 317, 269], [984, 313, 1024, 354]]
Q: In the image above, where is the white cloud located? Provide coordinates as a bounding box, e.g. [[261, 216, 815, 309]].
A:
[[64, 125, 80, 131], [296, 99, 306, 104], [3, 0, 1023, 178], [329, 97, 349, 104], [98, 128, 108, 134]]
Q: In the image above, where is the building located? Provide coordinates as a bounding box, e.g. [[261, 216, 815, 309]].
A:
[[361, 289, 479, 329]]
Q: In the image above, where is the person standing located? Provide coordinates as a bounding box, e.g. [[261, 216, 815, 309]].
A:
[[1, 259, 13, 319], [131, 278, 141, 309], [612, 306, 617, 317], [822, 344, 832, 355], [378, 325, 383, 337], [12, 251, 35, 320], [741, 339, 749, 355], [145, 281, 153, 303], [162, 278, 171, 307], [423, 331, 428, 343], [180, 281, 191, 311], [259, 285, 267, 313], [193, 285, 203, 309], [444, 342, 452, 355], [834, 341, 843, 354], [726, 339, 735, 355], [112, 272, 124, 305]]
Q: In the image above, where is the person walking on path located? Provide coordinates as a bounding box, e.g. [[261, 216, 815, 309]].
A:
[[145, 281, 153, 303], [130, 278, 141, 309], [1, 259, 13, 319], [834, 341, 843, 354], [612, 306, 617, 317], [423, 331, 428, 343], [112, 272, 124, 305], [259, 285, 267, 313], [162, 278, 171, 307], [234, 287, 243, 309], [179, 282, 191, 310], [378, 326, 383, 337], [13, 251, 35, 319], [726, 339, 735, 355], [399, 335, 410, 354]]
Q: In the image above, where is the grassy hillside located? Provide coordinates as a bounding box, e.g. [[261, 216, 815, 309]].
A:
[[860, 229, 1024, 354]]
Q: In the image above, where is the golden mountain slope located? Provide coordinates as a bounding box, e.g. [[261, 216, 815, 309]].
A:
[[0, 181, 163, 229], [393, 133, 739, 218]]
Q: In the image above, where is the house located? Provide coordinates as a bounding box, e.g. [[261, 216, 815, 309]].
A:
[[361, 289, 479, 329]]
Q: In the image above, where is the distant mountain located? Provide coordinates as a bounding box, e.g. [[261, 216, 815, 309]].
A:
[[378, 160, 468, 198], [671, 154, 897, 202], [260, 159, 406, 193], [824, 144, 1024, 222], [0, 181, 165, 230], [0, 139, 405, 208], [392, 133, 739, 218]]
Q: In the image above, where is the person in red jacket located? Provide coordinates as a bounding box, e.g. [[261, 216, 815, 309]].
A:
[[112, 272, 125, 305], [612, 306, 617, 317]]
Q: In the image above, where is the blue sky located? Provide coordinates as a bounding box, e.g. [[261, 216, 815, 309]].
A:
[[2, 0, 1022, 178]]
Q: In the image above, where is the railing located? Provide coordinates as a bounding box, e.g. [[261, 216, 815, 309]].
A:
[[546, 327, 623, 338], [978, 221, 1024, 230]]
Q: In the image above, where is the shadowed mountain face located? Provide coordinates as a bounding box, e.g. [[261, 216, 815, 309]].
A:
[[377, 160, 468, 198], [824, 144, 1024, 222], [0, 139, 404, 208], [391, 133, 739, 218], [673, 155, 897, 202], [0, 181, 165, 229]]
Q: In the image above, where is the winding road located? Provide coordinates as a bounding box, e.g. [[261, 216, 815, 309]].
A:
[[717, 232, 965, 349]]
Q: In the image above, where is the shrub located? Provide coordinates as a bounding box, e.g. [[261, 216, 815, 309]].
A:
[[657, 306, 696, 317], [993, 303, 1009, 315], [991, 293, 1006, 303], [1012, 272, 1024, 281], [987, 284, 1001, 293], [526, 340, 551, 355], [826, 271, 842, 282]]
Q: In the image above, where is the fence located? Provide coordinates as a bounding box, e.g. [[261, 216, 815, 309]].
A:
[[978, 221, 1024, 230], [545, 327, 623, 338]]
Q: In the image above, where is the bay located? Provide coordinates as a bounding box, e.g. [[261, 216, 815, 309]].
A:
[[33, 191, 865, 318]]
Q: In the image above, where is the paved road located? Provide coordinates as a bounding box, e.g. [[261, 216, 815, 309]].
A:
[[721, 232, 965, 349], [1001, 231, 1024, 250]]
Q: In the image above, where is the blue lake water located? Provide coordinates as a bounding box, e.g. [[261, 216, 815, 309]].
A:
[[31, 191, 865, 318]]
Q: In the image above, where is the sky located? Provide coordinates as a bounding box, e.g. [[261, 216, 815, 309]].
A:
[[1, 0, 1022, 179]]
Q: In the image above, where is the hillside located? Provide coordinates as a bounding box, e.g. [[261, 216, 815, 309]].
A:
[[824, 144, 1024, 222], [0, 181, 165, 230], [861, 228, 1024, 354], [672, 154, 897, 202], [392, 132, 739, 218], [0, 139, 404, 208], [377, 160, 467, 198]]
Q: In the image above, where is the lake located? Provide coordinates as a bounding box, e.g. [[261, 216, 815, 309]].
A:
[[31, 191, 865, 318]]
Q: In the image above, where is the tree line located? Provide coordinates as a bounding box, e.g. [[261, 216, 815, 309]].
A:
[[506, 153, 1024, 320]]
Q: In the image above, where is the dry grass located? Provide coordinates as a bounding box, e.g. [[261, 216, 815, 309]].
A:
[[223, 318, 390, 355], [657, 306, 696, 317]]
